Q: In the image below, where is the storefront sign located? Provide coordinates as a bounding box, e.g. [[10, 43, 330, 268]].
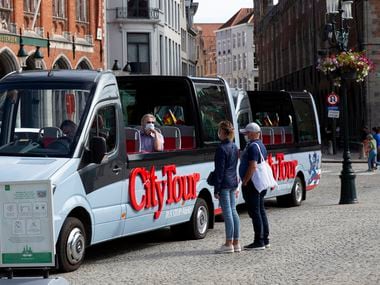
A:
[[0, 34, 18, 44], [0, 181, 55, 268]]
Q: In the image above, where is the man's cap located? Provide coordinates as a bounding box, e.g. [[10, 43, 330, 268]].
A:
[[240, 122, 261, 134]]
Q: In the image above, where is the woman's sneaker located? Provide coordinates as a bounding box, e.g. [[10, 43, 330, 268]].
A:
[[215, 244, 234, 254], [264, 243, 271, 249], [243, 243, 265, 251], [233, 243, 241, 252]]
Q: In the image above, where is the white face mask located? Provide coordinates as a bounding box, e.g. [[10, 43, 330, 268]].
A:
[[244, 135, 249, 142], [145, 123, 155, 131]]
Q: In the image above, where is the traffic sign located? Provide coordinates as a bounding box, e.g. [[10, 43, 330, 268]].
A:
[[327, 92, 339, 106], [328, 110, 340, 118]]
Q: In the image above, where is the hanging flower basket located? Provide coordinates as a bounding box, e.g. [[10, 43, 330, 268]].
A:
[[317, 51, 375, 87]]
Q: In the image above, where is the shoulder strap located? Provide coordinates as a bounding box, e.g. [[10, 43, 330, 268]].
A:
[[252, 142, 265, 162]]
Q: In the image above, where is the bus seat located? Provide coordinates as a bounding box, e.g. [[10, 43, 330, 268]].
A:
[[261, 127, 274, 145], [125, 127, 141, 153], [177, 125, 196, 149], [159, 126, 181, 150], [273, 127, 285, 144], [284, 126, 294, 143], [39, 127, 63, 147]]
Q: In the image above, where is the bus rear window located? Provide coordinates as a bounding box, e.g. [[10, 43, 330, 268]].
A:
[[292, 97, 318, 143]]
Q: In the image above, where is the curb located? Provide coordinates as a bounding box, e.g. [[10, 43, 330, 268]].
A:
[[322, 159, 366, 164]]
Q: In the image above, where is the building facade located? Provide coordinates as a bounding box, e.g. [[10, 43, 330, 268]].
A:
[[107, 0, 197, 76], [253, 0, 379, 141], [180, 0, 197, 76], [0, 0, 104, 78], [215, 8, 257, 91], [194, 23, 220, 77]]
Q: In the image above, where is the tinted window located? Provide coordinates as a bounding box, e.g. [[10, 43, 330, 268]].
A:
[[292, 97, 318, 143], [194, 82, 232, 144], [90, 105, 117, 153]]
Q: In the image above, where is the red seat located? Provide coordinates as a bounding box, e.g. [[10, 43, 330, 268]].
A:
[[39, 127, 63, 147], [125, 127, 141, 153], [261, 127, 274, 145], [158, 126, 181, 150], [273, 127, 285, 144], [283, 126, 294, 144], [177, 125, 196, 149]]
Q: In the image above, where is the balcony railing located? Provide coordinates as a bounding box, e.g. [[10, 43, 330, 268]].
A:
[[116, 7, 159, 20]]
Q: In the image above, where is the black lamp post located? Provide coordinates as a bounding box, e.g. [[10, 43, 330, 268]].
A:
[[17, 28, 28, 70], [34, 46, 44, 70], [324, 0, 357, 204]]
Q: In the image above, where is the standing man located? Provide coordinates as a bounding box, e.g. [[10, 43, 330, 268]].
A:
[[239, 122, 270, 250]]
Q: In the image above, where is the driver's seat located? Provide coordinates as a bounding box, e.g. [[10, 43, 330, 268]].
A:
[[39, 127, 63, 147]]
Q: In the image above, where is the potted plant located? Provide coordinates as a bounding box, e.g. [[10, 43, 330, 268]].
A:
[[317, 50, 375, 86]]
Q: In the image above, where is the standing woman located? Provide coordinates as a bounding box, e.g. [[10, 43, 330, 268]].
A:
[[239, 122, 270, 250], [214, 120, 240, 253]]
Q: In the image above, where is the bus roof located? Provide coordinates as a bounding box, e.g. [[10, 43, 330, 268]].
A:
[[0, 70, 105, 85]]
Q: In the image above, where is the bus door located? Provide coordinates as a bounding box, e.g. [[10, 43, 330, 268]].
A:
[[78, 86, 126, 243]]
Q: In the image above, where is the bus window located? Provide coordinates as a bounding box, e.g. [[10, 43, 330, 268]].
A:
[[90, 106, 117, 153], [117, 76, 197, 152], [292, 97, 318, 143], [195, 83, 232, 144]]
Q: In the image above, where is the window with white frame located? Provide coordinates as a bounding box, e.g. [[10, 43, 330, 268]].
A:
[[24, 0, 38, 12], [76, 0, 88, 22], [233, 55, 237, 71], [238, 54, 241, 70], [0, 0, 11, 9], [237, 33, 241, 48], [233, 34, 236, 48], [242, 31, 246, 47], [127, 33, 151, 74], [242, 53, 247, 69], [53, 0, 66, 18]]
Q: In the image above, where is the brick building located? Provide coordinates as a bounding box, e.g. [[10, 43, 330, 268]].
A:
[[0, 0, 104, 78], [253, 0, 380, 141], [194, 23, 221, 77]]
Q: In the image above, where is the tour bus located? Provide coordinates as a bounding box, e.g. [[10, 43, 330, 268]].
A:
[[0, 70, 321, 272], [0, 70, 239, 272], [235, 89, 322, 206]]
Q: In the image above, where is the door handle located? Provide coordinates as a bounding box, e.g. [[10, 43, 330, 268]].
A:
[[112, 166, 122, 174]]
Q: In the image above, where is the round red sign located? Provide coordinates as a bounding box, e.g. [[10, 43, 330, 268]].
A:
[[327, 92, 339, 106]]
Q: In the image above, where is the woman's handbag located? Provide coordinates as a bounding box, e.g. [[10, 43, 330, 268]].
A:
[[251, 143, 278, 192], [207, 171, 216, 186]]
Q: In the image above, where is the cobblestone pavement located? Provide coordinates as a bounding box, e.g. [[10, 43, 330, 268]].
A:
[[55, 162, 380, 285]]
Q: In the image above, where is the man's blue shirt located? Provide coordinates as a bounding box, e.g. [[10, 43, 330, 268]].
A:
[[239, 139, 267, 180]]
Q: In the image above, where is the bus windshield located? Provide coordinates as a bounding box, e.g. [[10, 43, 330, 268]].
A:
[[0, 87, 91, 157]]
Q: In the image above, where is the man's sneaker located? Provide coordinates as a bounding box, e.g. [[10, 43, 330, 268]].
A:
[[264, 243, 271, 249], [233, 243, 241, 252], [215, 244, 234, 254], [243, 243, 265, 251]]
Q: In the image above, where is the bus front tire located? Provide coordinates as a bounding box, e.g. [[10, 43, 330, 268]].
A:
[[189, 197, 209, 239], [276, 176, 304, 207], [57, 217, 86, 272]]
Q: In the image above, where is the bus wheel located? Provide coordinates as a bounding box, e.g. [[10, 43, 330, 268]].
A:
[[189, 198, 209, 239], [57, 217, 86, 272], [277, 177, 304, 207]]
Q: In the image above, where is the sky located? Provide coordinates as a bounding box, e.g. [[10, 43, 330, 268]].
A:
[[193, 0, 279, 23]]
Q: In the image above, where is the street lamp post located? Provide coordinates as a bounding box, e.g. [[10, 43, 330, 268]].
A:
[[324, 0, 357, 204]]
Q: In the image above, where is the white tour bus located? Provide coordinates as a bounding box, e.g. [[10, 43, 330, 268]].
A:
[[0, 71, 239, 272], [0, 70, 321, 272], [235, 89, 322, 206]]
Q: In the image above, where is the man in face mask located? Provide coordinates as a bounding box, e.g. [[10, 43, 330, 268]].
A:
[[140, 114, 164, 152]]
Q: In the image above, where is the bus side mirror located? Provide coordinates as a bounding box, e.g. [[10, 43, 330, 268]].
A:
[[90, 136, 107, 164]]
